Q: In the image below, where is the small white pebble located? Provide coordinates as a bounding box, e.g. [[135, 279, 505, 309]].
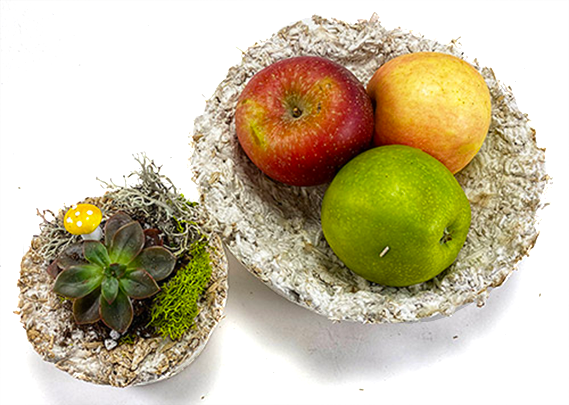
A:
[[110, 330, 121, 340], [104, 339, 118, 351], [76, 221, 83, 227]]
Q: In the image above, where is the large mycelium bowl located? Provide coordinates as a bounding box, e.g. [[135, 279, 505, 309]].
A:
[[190, 15, 548, 323], [18, 159, 228, 387]]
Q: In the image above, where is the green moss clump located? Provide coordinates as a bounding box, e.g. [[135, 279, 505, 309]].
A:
[[148, 241, 212, 341], [118, 333, 137, 346]]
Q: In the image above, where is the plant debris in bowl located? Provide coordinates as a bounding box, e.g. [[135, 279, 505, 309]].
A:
[[189, 15, 548, 323], [18, 156, 228, 387]]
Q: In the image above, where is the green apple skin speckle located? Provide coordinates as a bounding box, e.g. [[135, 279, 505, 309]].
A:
[[321, 145, 471, 287]]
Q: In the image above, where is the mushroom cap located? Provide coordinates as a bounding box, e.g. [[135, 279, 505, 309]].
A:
[[64, 204, 102, 235]]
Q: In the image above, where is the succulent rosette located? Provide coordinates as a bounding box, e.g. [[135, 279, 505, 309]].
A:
[[53, 212, 176, 333]]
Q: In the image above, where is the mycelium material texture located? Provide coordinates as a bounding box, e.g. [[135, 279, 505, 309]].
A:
[[190, 15, 548, 323]]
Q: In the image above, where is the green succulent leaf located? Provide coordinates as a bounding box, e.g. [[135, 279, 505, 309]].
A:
[[72, 288, 101, 324], [83, 240, 111, 268], [100, 289, 133, 333], [56, 242, 87, 269], [101, 276, 119, 304], [53, 264, 103, 298], [128, 246, 176, 281], [49, 242, 88, 278], [108, 222, 145, 265], [120, 269, 160, 299], [104, 212, 134, 247], [46, 260, 61, 278], [108, 263, 127, 279]]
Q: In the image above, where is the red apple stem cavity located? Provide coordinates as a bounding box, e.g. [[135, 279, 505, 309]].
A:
[[291, 106, 303, 118]]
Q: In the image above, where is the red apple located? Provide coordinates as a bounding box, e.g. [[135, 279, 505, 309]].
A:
[[234, 56, 374, 186]]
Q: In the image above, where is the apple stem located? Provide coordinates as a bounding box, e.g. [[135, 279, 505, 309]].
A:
[[379, 246, 390, 258], [291, 106, 303, 118], [440, 228, 453, 244]]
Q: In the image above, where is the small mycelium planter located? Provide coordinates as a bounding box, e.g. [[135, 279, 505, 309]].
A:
[[18, 157, 228, 387]]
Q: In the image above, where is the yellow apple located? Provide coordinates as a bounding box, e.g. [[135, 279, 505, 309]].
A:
[[366, 52, 491, 174]]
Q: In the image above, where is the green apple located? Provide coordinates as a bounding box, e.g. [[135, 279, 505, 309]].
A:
[[321, 145, 471, 287]]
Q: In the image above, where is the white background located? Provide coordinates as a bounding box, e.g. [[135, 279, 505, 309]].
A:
[[1, 1, 568, 404]]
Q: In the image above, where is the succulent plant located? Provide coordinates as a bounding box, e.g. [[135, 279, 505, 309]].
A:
[[53, 212, 176, 333]]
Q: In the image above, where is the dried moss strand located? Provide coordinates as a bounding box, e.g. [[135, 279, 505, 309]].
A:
[[34, 210, 80, 262], [33, 155, 208, 267]]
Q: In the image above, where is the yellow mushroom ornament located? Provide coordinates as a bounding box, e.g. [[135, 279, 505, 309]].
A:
[[63, 204, 103, 240]]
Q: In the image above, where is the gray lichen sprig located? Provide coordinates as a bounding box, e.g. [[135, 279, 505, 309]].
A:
[[98, 154, 212, 257], [53, 212, 176, 333]]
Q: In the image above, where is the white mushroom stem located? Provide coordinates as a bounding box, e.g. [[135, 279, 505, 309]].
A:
[[81, 226, 103, 241]]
